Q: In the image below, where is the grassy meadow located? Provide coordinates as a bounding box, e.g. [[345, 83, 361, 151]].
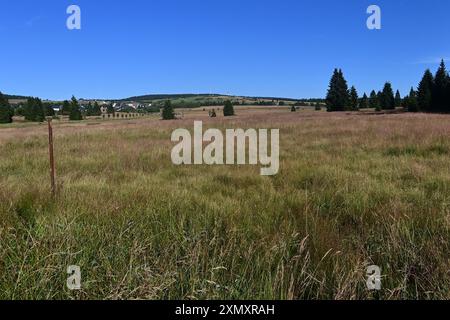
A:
[[0, 108, 449, 300]]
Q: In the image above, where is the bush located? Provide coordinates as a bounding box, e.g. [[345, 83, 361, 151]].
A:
[[69, 96, 83, 121], [162, 100, 175, 120], [223, 100, 235, 117], [24, 97, 45, 122]]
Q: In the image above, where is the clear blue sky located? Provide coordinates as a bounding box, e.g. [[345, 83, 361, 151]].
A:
[[1, 0, 449, 100]]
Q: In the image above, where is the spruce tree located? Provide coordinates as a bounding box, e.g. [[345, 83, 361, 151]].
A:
[[376, 91, 383, 111], [394, 90, 402, 108], [369, 90, 379, 110], [360, 93, 368, 109], [338, 69, 350, 110], [380, 82, 395, 110], [407, 87, 419, 112], [69, 96, 83, 121], [0, 92, 13, 124], [223, 100, 235, 116], [417, 69, 434, 112], [377, 91, 383, 102], [326, 69, 339, 111], [24, 97, 45, 122], [326, 69, 350, 111], [162, 100, 175, 120], [432, 59, 448, 112], [350, 86, 359, 111]]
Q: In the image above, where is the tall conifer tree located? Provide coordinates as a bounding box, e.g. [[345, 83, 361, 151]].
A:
[[369, 90, 379, 110], [380, 82, 395, 110], [350, 86, 359, 111], [417, 69, 434, 112], [407, 87, 419, 112], [432, 59, 448, 112], [326, 69, 350, 111], [69, 96, 83, 121], [394, 90, 402, 108], [360, 93, 368, 109], [162, 100, 175, 120]]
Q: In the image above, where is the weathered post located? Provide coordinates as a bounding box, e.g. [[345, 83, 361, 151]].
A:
[[46, 117, 56, 197]]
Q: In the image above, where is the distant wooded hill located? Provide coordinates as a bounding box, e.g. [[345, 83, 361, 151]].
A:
[[123, 93, 317, 103], [123, 94, 219, 101], [120, 93, 325, 109]]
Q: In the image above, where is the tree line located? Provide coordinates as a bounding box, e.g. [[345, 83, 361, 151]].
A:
[[0, 95, 92, 123], [22, 96, 84, 122], [326, 60, 450, 113], [408, 60, 450, 113], [326, 69, 401, 112], [0, 93, 56, 123]]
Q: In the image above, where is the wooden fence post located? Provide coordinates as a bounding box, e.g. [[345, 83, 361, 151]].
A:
[[46, 117, 56, 197]]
